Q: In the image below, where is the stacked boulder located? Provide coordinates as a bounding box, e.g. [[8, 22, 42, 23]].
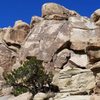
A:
[[0, 20, 30, 71], [91, 9, 100, 26], [0, 20, 30, 96], [18, 3, 100, 99], [0, 2, 100, 100]]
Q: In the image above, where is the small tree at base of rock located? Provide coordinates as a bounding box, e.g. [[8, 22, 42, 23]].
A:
[[3, 57, 54, 96]]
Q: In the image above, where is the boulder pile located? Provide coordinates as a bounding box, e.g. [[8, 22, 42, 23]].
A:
[[0, 3, 100, 100]]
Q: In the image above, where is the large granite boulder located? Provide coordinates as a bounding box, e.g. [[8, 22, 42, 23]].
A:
[[3, 21, 30, 51], [13, 20, 30, 33], [69, 53, 88, 68], [53, 49, 71, 69], [52, 66, 95, 95], [19, 20, 70, 63], [42, 3, 79, 20], [91, 9, 100, 26], [69, 17, 100, 51], [3, 28, 28, 45], [30, 16, 43, 29]]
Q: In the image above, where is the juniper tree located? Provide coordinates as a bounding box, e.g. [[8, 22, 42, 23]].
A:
[[3, 57, 54, 96]]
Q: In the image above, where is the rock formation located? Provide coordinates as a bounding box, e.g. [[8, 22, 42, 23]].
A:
[[0, 2, 100, 100]]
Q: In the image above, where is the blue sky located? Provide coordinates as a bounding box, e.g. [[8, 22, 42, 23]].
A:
[[0, 0, 100, 27]]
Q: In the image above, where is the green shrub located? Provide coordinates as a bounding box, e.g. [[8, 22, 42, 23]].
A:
[[3, 57, 53, 96]]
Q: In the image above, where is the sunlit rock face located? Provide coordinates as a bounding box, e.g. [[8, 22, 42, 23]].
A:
[[42, 3, 80, 20], [19, 20, 70, 63], [91, 9, 100, 26], [0, 44, 16, 71], [13, 20, 30, 33], [0, 2, 100, 100], [17, 3, 100, 97]]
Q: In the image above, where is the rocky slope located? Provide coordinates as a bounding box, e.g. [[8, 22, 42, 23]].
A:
[[0, 2, 100, 100]]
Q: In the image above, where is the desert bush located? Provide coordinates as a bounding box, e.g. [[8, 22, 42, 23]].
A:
[[3, 57, 53, 96]]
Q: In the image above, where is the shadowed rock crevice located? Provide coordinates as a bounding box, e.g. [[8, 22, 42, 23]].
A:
[[5, 42, 21, 49], [70, 49, 86, 54], [86, 46, 100, 51], [54, 41, 71, 55], [68, 60, 86, 69]]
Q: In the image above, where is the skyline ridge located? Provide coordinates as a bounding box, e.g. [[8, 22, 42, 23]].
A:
[[0, 0, 99, 27]]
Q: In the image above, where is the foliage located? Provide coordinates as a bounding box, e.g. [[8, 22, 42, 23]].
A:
[[3, 57, 53, 96]]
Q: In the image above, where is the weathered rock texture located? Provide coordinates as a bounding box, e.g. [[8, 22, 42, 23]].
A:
[[8, 92, 32, 100], [42, 3, 79, 20], [52, 67, 95, 95], [91, 9, 100, 26], [0, 2, 100, 100]]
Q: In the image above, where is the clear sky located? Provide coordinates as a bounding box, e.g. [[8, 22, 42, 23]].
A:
[[0, 0, 100, 28]]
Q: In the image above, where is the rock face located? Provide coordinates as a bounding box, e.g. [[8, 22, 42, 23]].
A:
[[33, 92, 55, 100], [33, 92, 48, 100], [0, 2, 100, 100], [2, 20, 30, 52], [42, 3, 79, 20], [52, 66, 95, 95], [69, 17, 100, 51], [3, 28, 28, 45], [54, 49, 71, 69], [8, 92, 32, 100], [90, 94, 100, 100], [0, 43, 16, 71], [13, 20, 30, 33], [30, 16, 43, 29], [19, 20, 70, 64], [54, 94, 90, 100], [91, 9, 100, 26], [69, 53, 88, 68]]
